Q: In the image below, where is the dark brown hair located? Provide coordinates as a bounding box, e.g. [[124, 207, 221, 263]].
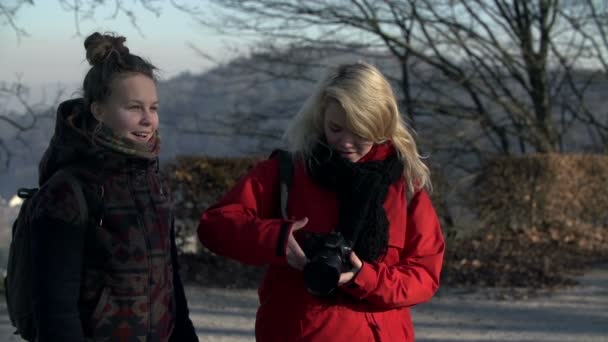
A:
[[83, 32, 157, 105]]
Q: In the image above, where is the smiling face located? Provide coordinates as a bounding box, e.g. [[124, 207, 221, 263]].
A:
[[91, 73, 159, 143], [323, 99, 374, 162]]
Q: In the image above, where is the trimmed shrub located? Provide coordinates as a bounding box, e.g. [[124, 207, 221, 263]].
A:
[[164, 155, 265, 288], [474, 153, 608, 231], [443, 153, 608, 288]]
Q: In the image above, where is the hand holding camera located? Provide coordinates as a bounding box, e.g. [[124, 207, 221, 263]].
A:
[[286, 219, 364, 295], [286, 217, 309, 270], [338, 251, 363, 286]]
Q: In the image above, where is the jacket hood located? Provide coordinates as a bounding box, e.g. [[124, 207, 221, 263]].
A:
[[38, 98, 102, 185]]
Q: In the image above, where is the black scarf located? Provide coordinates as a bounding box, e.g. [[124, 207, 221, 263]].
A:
[[306, 142, 404, 262]]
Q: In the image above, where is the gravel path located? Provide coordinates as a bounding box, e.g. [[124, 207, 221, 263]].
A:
[[411, 266, 608, 342], [1, 266, 606, 341]]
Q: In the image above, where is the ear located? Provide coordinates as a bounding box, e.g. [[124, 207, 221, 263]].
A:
[[90, 102, 103, 122]]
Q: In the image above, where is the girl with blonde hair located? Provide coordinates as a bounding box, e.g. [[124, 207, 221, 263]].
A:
[[199, 62, 444, 341], [285, 61, 431, 193]]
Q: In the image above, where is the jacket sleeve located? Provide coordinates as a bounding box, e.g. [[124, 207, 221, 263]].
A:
[[31, 181, 87, 342], [169, 214, 199, 342], [197, 158, 292, 265], [340, 190, 445, 309]]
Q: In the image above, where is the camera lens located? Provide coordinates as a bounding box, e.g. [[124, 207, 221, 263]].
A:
[[303, 256, 342, 296]]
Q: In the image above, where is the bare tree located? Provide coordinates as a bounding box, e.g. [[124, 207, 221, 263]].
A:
[[2, 0, 165, 37], [0, 0, 33, 42], [193, 0, 607, 157], [0, 80, 64, 168], [554, 0, 608, 152], [7, 1, 607, 160], [9, 1, 605, 156], [55, 0, 164, 36], [172, 0, 608, 230]]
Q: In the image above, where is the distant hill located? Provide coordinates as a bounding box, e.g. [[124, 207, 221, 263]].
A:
[[1, 50, 606, 199]]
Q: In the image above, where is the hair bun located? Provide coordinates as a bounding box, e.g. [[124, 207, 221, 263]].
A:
[[84, 32, 130, 66]]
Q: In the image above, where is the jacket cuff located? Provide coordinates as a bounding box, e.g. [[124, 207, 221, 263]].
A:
[[340, 262, 377, 299]]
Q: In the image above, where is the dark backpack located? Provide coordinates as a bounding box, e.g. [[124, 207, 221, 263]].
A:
[[4, 169, 89, 341]]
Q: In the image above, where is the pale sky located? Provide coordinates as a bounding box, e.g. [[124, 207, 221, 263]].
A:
[[1, 1, 244, 100]]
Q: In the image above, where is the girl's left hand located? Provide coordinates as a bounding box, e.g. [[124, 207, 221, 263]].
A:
[[338, 251, 363, 285]]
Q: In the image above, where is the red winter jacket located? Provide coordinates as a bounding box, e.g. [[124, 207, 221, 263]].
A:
[[198, 144, 445, 341]]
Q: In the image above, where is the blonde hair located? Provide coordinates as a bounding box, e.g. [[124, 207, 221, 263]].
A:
[[284, 62, 431, 192]]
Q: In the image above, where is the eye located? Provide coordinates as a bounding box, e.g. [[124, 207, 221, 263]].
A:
[[150, 106, 158, 112], [329, 124, 342, 133], [129, 105, 141, 110]]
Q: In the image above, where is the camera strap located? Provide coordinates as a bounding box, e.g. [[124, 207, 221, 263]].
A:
[[277, 149, 294, 220]]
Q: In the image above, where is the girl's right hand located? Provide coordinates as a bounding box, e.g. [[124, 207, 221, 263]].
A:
[[286, 217, 308, 270]]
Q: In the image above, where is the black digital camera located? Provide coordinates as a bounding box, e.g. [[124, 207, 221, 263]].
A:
[[300, 231, 352, 296]]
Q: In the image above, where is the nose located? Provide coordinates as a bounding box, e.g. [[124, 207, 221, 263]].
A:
[[339, 132, 356, 148], [140, 108, 153, 126]]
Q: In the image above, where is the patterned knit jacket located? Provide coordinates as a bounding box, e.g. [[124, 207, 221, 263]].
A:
[[30, 99, 197, 342]]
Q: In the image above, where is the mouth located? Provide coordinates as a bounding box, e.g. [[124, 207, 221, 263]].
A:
[[131, 131, 153, 142], [338, 151, 358, 160]]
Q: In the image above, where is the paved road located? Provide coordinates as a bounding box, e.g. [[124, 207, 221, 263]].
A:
[[1, 266, 607, 341]]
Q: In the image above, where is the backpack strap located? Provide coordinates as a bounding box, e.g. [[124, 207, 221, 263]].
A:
[[277, 150, 294, 220], [272, 149, 295, 258], [67, 173, 88, 227], [56, 168, 89, 227]]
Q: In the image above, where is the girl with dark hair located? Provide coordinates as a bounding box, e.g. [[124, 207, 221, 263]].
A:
[[198, 62, 445, 341], [30, 32, 198, 341]]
